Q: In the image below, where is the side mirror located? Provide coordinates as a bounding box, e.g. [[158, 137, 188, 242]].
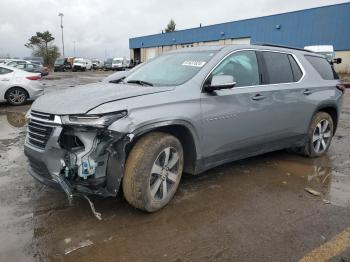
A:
[[332, 58, 342, 64], [205, 75, 236, 92]]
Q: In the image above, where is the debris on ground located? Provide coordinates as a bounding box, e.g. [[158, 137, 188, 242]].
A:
[[322, 199, 331, 204], [64, 239, 93, 255], [304, 187, 321, 196], [74, 193, 102, 220]]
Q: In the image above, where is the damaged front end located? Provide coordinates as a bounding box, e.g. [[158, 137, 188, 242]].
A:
[[24, 110, 132, 217]]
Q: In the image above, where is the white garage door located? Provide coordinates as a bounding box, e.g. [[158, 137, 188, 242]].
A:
[[145, 47, 157, 61], [224, 38, 251, 45]]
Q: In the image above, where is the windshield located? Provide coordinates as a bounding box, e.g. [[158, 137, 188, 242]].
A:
[[113, 58, 123, 63], [125, 51, 217, 86], [75, 59, 84, 63], [55, 58, 64, 65], [106, 58, 113, 63]]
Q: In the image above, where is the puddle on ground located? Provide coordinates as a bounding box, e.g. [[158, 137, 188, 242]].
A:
[[0, 111, 27, 140], [271, 154, 350, 207]]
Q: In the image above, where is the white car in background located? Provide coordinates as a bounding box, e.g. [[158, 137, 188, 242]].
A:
[[72, 58, 92, 71], [6, 59, 30, 67], [112, 57, 128, 70], [0, 64, 43, 105]]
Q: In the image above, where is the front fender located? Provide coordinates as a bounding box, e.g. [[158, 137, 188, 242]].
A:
[[108, 117, 202, 160]]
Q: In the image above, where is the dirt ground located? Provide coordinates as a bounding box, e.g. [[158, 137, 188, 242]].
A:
[[0, 71, 349, 262]]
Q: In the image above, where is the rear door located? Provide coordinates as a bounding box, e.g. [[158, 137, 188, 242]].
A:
[[258, 51, 306, 138]]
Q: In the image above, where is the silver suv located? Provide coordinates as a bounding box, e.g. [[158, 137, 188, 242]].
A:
[[24, 44, 345, 212]]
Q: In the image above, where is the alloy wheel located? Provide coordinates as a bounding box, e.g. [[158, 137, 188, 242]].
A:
[[8, 88, 26, 105], [312, 119, 332, 154], [149, 147, 180, 200]]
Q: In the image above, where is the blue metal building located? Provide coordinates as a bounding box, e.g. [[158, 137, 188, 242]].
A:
[[129, 2, 350, 70]]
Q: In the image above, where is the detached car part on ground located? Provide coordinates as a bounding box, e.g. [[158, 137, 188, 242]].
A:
[[24, 44, 345, 213]]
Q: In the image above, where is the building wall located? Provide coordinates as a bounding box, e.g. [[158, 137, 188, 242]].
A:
[[129, 3, 350, 51], [334, 51, 350, 74], [132, 37, 251, 63]]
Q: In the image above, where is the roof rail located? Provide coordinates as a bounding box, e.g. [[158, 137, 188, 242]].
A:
[[253, 43, 313, 53]]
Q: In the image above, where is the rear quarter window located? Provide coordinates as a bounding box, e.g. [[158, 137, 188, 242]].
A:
[[304, 55, 335, 80]]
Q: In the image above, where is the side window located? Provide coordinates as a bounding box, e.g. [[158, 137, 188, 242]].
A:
[[0, 67, 13, 75], [211, 51, 260, 87], [16, 64, 25, 69], [288, 55, 303, 81], [262, 52, 294, 84], [304, 55, 335, 80]]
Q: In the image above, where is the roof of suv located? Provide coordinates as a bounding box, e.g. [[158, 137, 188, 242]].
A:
[[168, 44, 319, 56]]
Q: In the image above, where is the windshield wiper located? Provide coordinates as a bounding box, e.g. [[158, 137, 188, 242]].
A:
[[126, 80, 153, 86]]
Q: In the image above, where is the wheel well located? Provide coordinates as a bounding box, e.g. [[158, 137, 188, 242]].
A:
[[318, 107, 338, 132], [5, 86, 29, 100], [125, 125, 197, 174]]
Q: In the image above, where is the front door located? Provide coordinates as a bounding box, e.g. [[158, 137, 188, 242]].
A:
[[200, 50, 288, 165]]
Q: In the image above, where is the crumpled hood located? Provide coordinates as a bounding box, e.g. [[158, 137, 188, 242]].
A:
[[31, 82, 173, 115]]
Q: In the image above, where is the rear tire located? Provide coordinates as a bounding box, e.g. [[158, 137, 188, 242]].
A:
[[123, 132, 184, 212], [6, 87, 28, 106], [300, 112, 334, 157]]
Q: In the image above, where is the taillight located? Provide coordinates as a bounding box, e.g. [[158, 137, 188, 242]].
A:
[[26, 75, 41, 80], [336, 84, 346, 94]]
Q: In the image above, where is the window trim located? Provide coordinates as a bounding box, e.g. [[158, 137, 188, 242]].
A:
[[201, 48, 306, 91]]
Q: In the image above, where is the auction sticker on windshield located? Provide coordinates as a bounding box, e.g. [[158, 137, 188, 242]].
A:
[[182, 61, 206, 67]]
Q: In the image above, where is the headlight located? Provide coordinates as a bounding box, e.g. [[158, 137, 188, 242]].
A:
[[61, 111, 127, 128]]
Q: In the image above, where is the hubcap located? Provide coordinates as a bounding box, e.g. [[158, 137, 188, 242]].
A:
[[149, 147, 180, 200], [9, 89, 26, 104], [312, 119, 332, 154]]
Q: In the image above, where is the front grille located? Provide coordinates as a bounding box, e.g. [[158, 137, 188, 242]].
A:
[[27, 111, 56, 149], [30, 110, 55, 121]]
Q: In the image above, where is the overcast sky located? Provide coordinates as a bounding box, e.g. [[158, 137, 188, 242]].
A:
[[0, 0, 348, 59]]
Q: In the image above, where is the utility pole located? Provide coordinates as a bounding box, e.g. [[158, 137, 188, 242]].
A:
[[73, 41, 76, 57], [58, 12, 65, 57]]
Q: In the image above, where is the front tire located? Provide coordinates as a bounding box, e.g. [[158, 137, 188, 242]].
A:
[[301, 112, 334, 157], [123, 132, 184, 212], [6, 87, 28, 106]]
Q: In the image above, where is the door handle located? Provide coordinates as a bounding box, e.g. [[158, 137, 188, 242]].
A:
[[303, 89, 312, 95], [251, 94, 265, 101]]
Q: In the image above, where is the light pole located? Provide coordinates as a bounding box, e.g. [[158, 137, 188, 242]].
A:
[[73, 40, 76, 57], [58, 12, 65, 57]]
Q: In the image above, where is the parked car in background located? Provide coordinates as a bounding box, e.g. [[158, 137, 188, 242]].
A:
[[6, 59, 30, 67], [14, 63, 49, 77], [54, 58, 72, 72], [104, 58, 113, 70], [24, 44, 344, 212], [111, 57, 127, 70], [0, 64, 43, 105], [72, 58, 92, 71], [92, 59, 103, 70], [23, 57, 44, 66]]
